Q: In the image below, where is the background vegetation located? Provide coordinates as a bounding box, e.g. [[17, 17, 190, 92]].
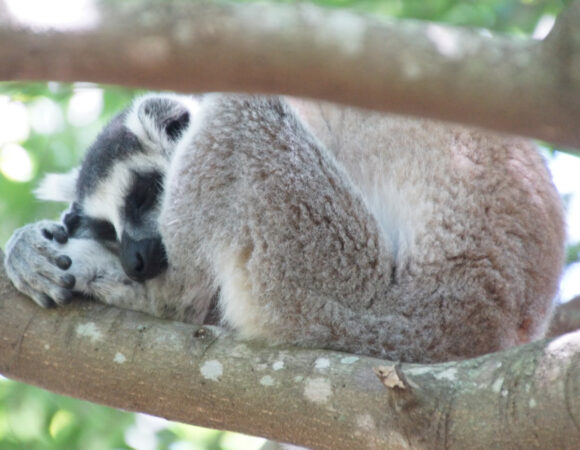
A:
[[0, 0, 577, 448]]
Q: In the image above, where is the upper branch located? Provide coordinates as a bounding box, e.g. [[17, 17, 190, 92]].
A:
[[0, 0, 579, 148]]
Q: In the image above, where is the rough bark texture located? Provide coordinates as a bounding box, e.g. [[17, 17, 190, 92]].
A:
[[1, 248, 579, 449], [0, 0, 579, 149]]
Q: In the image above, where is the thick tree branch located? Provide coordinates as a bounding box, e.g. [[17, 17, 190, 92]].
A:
[[0, 0, 579, 149], [1, 249, 579, 449]]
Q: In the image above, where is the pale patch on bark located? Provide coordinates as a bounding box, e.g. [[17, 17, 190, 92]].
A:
[[434, 367, 458, 381], [114, 352, 127, 364], [75, 322, 103, 343], [356, 413, 376, 432], [304, 377, 332, 404], [230, 344, 250, 357], [260, 375, 275, 387], [153, 332, 180, 348], [492, 377, 504, 393], [320, 10, 366, 55], [272, 361, 285, 371], [406, 366, 432, 376], [386, 431, 411, 449], [200, 360, 223, 382], [340, 356, 359, 364], [426, 24, 463, 60], [315, 357, 330, 369]]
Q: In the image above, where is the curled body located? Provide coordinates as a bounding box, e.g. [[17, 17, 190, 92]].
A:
[[4, 93, 565, 363]]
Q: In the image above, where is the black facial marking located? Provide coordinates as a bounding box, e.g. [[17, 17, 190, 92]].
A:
[[64, 202, 118, 242], [63, 203, 83, 236], [90, 219, 118, 242], [76, 112, 144, 201], [125, 170, 164, 225], [164, 111, 189, 141]]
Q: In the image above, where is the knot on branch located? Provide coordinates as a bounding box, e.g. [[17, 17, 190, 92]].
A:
[[374, 363, 411, 390]]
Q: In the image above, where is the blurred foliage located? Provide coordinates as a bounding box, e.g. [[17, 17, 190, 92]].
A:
[[0, 0, 578, 449], [0, 379, 134, 450], [0, 82, 139, 245], [240, 0, 573, 33]]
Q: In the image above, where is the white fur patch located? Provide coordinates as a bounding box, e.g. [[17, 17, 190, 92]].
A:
[[34, 168, 79, 202], [216, 246, 276, 340]]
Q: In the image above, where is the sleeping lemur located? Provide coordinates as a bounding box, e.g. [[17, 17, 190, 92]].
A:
[[4, 93, 565, 363]]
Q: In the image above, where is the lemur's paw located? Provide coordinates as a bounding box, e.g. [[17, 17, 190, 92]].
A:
[[4, 221, 76, 307]]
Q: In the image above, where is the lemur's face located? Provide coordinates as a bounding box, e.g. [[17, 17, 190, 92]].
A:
[[38, 95, 193, 282], [65, 155, 169, 283]]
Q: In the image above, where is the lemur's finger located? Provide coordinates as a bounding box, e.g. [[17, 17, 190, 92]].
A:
[[41, 223, 68, 244], [52, 226, 69, 244], [33, 292, 57, 308], [36, 268, 76, 289], [59, 273, 76, 289], [53, 255, 72, 270], [46, 286, 73, 306], [34, 271, 74, 306]]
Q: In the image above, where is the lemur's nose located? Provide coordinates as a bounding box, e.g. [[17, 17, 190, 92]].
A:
[[120, 233, 168, 282]]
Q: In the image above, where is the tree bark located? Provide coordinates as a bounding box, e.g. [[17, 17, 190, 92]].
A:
[[0, 0, 579, 149], [1, 248, 579, 449]]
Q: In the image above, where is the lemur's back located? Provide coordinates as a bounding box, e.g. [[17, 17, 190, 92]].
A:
[[290, 99, 565, 361]]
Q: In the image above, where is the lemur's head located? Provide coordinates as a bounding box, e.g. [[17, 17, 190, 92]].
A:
[[36, 94, 195, 282]]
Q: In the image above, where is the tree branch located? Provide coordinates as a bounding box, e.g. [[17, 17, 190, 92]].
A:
[[0, 0, 579, 149], [1, 249, 579, 449]]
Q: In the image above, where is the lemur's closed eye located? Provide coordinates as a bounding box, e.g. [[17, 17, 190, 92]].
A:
[[91, 220, 117, 242], [63, 203, 117, 242], [126, 171, 164, 218]]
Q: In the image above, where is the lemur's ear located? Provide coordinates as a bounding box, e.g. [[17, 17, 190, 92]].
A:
[[34, 168, 79, 203], [127, 94, 196, 146], [163, 109, 190, 141]]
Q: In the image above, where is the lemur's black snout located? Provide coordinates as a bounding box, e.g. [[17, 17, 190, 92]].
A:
[[120, 233, 168, 282]]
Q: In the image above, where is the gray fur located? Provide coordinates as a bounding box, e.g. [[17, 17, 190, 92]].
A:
[[4, 93, 565, 363]]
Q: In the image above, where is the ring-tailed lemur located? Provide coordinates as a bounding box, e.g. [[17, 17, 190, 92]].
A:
[[4, 93, 565, 363]]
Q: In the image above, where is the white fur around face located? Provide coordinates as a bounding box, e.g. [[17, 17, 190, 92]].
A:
[[34, 168, 80, 203]]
